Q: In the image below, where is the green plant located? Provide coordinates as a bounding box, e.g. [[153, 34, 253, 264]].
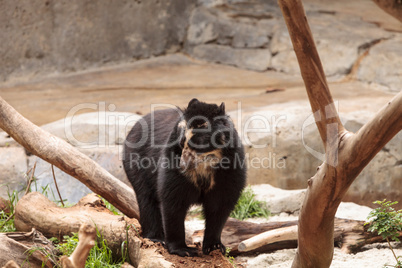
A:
[[0, 188, 20, 232], [56, 227, 128, 268], [101, 197, 121, 216], [365, 199, 402, 268], [225, 247, 236, 267], [25, 246, 60, 268], [230, 186, 270, 221]]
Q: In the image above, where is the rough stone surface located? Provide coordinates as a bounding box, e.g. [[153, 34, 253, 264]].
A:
[[240, 99, 402, 208], [0, 0, 196, 81], [41, 112, 141, 147], [250, 184, 305, 214], [192, 44, 271, 71], [27, 145, 130, 204], [0, 147, 28, 199], [24, 112, 138, 203], [270, 11, 394, 76], [357, 37, 402, 92], [250, 184, 372, 221], [187, 0, 401, 92]]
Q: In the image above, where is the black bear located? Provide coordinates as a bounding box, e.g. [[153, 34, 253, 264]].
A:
[[123, 98, 246, 257]]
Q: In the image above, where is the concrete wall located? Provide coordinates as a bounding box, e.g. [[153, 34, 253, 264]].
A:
[[0, 0, 196, 81]]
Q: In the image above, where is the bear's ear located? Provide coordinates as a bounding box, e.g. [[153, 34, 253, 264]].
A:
[[188, 98, 199, 108], [219, 102, 225, 115]]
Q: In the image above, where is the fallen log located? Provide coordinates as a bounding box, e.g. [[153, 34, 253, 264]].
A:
[[14, 192, 142, 267], [193, 218, 402, 255], [0, 228, 57, 268], [238, 225, 298, 252], [0, 96, 139, 219], [14, 192, 235, 267]]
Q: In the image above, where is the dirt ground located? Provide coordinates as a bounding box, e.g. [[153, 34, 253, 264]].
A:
[[141, 238, 239, 268]]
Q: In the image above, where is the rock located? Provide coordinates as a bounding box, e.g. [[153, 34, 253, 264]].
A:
[[0, 131, 18, 147], [357, 37, 402, 92], [271, 11, 394, 77], [27, 156, 92, 205], [187, 6, 277, 48], [0, 147, 28, 199], [231, 24, 271, 48], [250, 184, 305, 214], [79, 146, 130, 186], [1, 0, 196, 81], [192, 44, 271, 71], [250, 184, 373, 221], [336, 202, 372, 221], [239, 99, 402, 209], [186, 2, 277, 71], [187, 7, 219, 45], [189, 0, 399, 82], [1, 112, 137, 203], [41, 112, 141, 148], [27, 145, 131, 204]]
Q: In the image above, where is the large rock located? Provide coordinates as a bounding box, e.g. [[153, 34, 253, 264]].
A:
[[0, 147, 28, 199], [27, 146, 131, 204], [238, 99, 402, 209], [357, 37, 402, 92], [186, 1, 277, 71], [0, 0, 196, 81], [250, 184, 372, 221], [250, 184, 305, 214], [25, 111, 139, 203], [192, 44, 271, 71], [271, 11, 394, 77], [41, 112, 141, 147], [189, 0, 401, 92]]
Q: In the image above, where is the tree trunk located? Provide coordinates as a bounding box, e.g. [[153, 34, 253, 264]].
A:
[[0, 96, 139, 219], [277, 0, 402, 267], [279, 0, 402, 268], [14, 192, 142, 267]]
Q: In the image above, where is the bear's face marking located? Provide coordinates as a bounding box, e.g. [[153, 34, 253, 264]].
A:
[[177, 120, 222, 191]]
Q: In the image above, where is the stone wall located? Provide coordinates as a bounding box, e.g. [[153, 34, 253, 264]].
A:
[[0, 0, 196, 81]]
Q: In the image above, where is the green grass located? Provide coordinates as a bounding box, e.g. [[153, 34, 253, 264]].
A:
[[0, 188, 19, 232], [101, 197, 121, 216], [0, 182, 129, 267], [230, 186, 270, 221], [225, 247, 237, 267], [56, 227, 128, 268]]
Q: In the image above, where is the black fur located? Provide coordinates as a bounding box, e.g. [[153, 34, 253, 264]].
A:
[[123, 99, 246, 257]]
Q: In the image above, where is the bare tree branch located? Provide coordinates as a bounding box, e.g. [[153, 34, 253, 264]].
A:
[[0, 96, 139, 219], [277, 0, 402, 267], [346, 92, 402, 179], [278, 0, 345, 146]]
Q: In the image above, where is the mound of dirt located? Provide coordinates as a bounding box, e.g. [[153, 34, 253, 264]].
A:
[[141, 239, 241, 268]]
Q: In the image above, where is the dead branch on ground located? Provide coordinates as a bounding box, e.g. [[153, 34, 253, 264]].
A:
[[0, 228, 57, 268], [0, 96, 139, 219], [14, 192, 142, 267], [60, 224, 96, 268]]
